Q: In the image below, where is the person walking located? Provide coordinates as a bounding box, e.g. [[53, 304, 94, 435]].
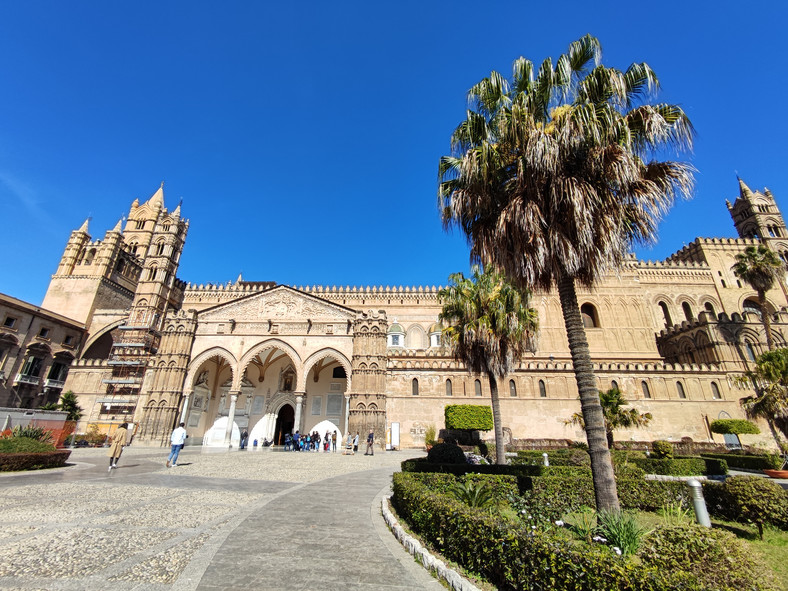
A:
[[353, 432, 359, 453], [240, 429, 249, 450], [167, 422, 187, 467], [364, 429, 374, 456], [107, 422, 128, 471]]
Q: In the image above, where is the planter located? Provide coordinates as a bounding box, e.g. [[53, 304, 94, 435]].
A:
[[763, 469, 788, 479]]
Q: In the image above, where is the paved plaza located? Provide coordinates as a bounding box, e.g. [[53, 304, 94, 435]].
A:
[[0, 446, 442, 591]]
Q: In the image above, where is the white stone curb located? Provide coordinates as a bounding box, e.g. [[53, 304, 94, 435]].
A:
[[381, 496, 482, 591]]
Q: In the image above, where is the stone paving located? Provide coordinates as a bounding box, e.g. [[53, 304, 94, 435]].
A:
[[0, 446, 441, 591]]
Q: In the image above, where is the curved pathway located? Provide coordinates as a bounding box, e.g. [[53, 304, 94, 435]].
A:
[[0, 447, 440, 591]]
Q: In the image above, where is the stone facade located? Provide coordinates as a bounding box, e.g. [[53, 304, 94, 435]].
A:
[[9, 180, 788, 450]]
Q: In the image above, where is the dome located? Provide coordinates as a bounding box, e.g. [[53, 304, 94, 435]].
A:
[[428, 322, 442, 334], [388, 323, 405, 334]]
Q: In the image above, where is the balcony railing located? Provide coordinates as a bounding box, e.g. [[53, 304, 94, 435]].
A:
[[15, 374, 40, 386], [44, 378, 66, 389]]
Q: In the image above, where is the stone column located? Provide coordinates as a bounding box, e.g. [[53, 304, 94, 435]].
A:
[[224, 391, 239, 447], [179, 391, 192, 424], [344, 394, 350, 435], [293, 393, 304, 434]]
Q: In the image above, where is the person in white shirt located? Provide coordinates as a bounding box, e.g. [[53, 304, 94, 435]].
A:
[[167, 422, 187, 467]]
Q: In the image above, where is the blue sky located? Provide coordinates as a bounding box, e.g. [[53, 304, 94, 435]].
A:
[[1, 2, 786, 305]]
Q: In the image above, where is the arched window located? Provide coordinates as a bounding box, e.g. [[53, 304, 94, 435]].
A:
[[509, 379, 517, 397], [611, 380, 619, 390], [580, 303, 599, 328], [641, 381, 651, 399], [704, 302, 717, 318], [147, 266, 157, 281], [743, 299, 762, 318], [676, 381, 686, 399], [538, 380, 547, 398], [445, 379, 452, 396], [658, 301, 672, 327], [135, 220, 144, 229], [710, 382, 722, 400], [84, 248, 96, 265], [156, 241, 166, 256], [411, 378, 419, 396], [744, 341, 756, 362], [474, 379, 482, 397], [682, 302, 693, 322]]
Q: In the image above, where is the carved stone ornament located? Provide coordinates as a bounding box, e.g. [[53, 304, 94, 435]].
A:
[[198, 285, 355, 323]]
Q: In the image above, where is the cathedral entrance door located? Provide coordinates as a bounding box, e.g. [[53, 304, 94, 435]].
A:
[[274, 404, 295, 445]]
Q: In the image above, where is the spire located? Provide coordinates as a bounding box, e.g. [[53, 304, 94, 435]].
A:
[[77, 218, 90, 233], [235, 272, 243, 284], [147, 182, 164, 210], [738, 177, 753, 199], [172, 201, 181, 218], [131, 198, 139, 209], [110, 218, 123, 233]]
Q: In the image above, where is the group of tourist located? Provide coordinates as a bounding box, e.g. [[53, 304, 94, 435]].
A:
[[284, 429, 350, 452]]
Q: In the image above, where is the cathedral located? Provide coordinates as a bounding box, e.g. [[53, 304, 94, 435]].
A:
[[2, 180, 786, 450]]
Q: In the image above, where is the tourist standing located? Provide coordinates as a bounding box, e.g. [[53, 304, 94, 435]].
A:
[[331, 430, 337, 452], [240, 429, 248, 450], [353, 432, 359, 453], [364, 429, 374, 456], [107, 422, 128, 471], [167, 422, 187, 467], [346, 431, 353, 453]]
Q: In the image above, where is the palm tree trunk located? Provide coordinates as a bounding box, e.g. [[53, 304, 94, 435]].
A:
[[488, 375, 506, 464], [758, 290, 774, 350], [606, 429, 614, 449], [557, 272, 620, 512]]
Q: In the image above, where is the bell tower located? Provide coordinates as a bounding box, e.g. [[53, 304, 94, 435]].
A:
[[727, 178, 788, 259]]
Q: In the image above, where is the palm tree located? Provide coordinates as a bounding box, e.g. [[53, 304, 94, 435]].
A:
[[566, 387, 653, 448], [439, 35, 694, 511], [732, 244, 785, 350], [737, 348, 788, 452], [438, 266, 538, 464]]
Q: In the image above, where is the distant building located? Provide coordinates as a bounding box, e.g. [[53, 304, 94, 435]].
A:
[[7, 180, 786, 448], [0, 293, 85, 408]]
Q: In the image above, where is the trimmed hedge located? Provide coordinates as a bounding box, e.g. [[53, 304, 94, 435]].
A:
[[514, 449, 591, 466], [401, 472, 519, 502], [519, 475, 691, 519], [700, 452, 783, 471], [392, 473, 763, 590], [633, 456, 728, 476], [709, 419, 760, 435], [444, 404, 493, 431], [0, 450, 72, 471]]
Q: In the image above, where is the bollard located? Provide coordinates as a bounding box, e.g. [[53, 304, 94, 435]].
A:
[[542, 452, 549, 467], [686, 479, 711, 527]]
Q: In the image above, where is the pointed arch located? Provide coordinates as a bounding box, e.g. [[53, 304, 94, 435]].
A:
[[183, 347, 238, 392]]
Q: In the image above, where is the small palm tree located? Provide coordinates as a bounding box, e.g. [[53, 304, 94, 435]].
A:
[[439, 266, 538, 464], [59, 391, 84, 422], [566, 387, 653, 448], [439, 35, 694, 511], [736, 348, 788, 452], [732, 244, 785, 350]]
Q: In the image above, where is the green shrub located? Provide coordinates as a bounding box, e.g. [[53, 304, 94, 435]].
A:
[[519, 475, 691, 520], [709, 419, 760, 435], [392, 473, 740, 590], [514, 449, 590, 466], [426, 442, 467, 464], [700, 452, 782, 471], [0, 448, 71, 471], [424, 424, 437, 445], [450, 479, 497, 508], [444, 404, 494, 430], [724, 475, 788, 538], [10, 425, 53, 444], [633, 457, 708, 476], [651, 440, 673, 458], [638, 524, 775, 591], [0, 437, 56, 453], [596, 511, 651, 556]]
